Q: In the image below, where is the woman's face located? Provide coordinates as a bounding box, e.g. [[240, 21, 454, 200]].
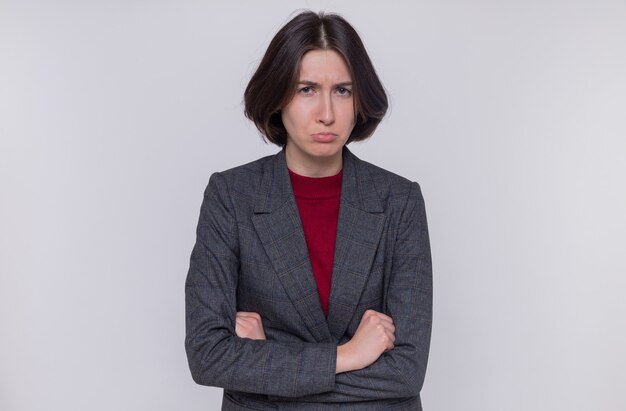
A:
[[282, 49, 355, 175]]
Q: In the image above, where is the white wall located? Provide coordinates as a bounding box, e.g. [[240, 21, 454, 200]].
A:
[[1, 1, 625, 410]]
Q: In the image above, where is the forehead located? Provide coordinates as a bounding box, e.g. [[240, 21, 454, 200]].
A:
[[297, 49, 352, 81]]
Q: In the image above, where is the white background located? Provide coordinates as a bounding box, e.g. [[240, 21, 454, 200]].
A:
[[1, 1, 625, 410]]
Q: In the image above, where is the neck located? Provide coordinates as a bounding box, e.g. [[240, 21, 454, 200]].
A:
[[285, 147, 343, 177]]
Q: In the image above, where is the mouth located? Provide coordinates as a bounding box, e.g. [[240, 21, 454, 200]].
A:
[[312, 132, 338, 143]]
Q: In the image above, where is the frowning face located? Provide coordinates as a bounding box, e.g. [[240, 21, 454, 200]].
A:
[[281, 49, 355, 176]]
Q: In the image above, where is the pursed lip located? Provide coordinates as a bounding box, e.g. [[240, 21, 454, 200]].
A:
[[311, 132, 338, 143]]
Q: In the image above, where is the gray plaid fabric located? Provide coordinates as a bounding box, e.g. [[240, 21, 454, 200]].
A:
[[185, 148, 432, 410]]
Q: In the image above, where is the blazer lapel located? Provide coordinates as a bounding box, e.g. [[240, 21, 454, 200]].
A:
[[251, 150, 332, 343], [327, 148, 386, 340]]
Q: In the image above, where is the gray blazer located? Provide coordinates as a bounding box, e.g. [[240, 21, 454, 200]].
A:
[[185, 148, 432, 410]]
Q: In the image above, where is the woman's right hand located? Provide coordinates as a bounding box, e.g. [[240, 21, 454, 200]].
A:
[[336, 309, 395, 373]]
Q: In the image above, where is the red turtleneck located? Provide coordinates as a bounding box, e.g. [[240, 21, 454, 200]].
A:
[[288, 168, 343, 316]]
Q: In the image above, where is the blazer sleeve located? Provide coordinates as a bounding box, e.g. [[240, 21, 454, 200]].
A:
[[274, 181, 433, 402], [185, 173, 337, 397]]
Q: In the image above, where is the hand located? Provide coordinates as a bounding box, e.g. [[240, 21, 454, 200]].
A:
[[336, 309, 395, 373], [235, 312, 266, 340]]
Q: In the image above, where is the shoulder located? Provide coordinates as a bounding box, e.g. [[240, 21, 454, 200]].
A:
[[350, 153, 427, 231], [201, 153, 279, 219], [206, 153, 274, 193], [350, 151, 420, 204], [217, 153, 274, 180]]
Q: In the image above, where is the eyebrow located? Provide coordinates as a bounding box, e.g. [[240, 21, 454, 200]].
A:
[[297, 80, 353, 87]]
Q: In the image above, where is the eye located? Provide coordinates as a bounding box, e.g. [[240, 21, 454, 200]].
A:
[[298, 86, 314, 94], [336, 87, 352, 96]]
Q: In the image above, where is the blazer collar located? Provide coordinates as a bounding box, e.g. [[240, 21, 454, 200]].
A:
[[253, 147, 383, 214], [251, 147, 385, 342]]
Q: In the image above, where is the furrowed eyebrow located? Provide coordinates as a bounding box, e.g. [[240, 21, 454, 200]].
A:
[[334, 81, 353, 88], [297, 80, 353, 87]]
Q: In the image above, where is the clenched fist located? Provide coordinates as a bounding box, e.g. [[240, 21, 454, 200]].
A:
[[235, 312, 266, 340], [336, 309, 395, 373]]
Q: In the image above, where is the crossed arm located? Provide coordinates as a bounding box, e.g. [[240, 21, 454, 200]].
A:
[[185, 174, 431, 400], [235, 309, 396, 374]]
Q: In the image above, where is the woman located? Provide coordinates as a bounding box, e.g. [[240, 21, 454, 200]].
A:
[[185, 10, 432, 410]]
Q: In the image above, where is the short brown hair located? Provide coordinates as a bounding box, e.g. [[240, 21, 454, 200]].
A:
[[244, 11, 388, 146]]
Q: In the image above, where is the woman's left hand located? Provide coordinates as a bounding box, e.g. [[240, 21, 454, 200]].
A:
[[235, 312, 266, 340]]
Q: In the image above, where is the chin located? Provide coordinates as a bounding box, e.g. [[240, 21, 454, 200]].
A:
[[309, 146, 342, 159], [311, 141, 346, 155]]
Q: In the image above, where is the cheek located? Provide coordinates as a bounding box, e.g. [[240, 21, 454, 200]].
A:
[[338, 105, 356, 127], [282, 105, 310, 131]]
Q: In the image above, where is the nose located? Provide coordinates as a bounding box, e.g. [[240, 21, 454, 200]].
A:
[[317, 93, 335, 125]]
